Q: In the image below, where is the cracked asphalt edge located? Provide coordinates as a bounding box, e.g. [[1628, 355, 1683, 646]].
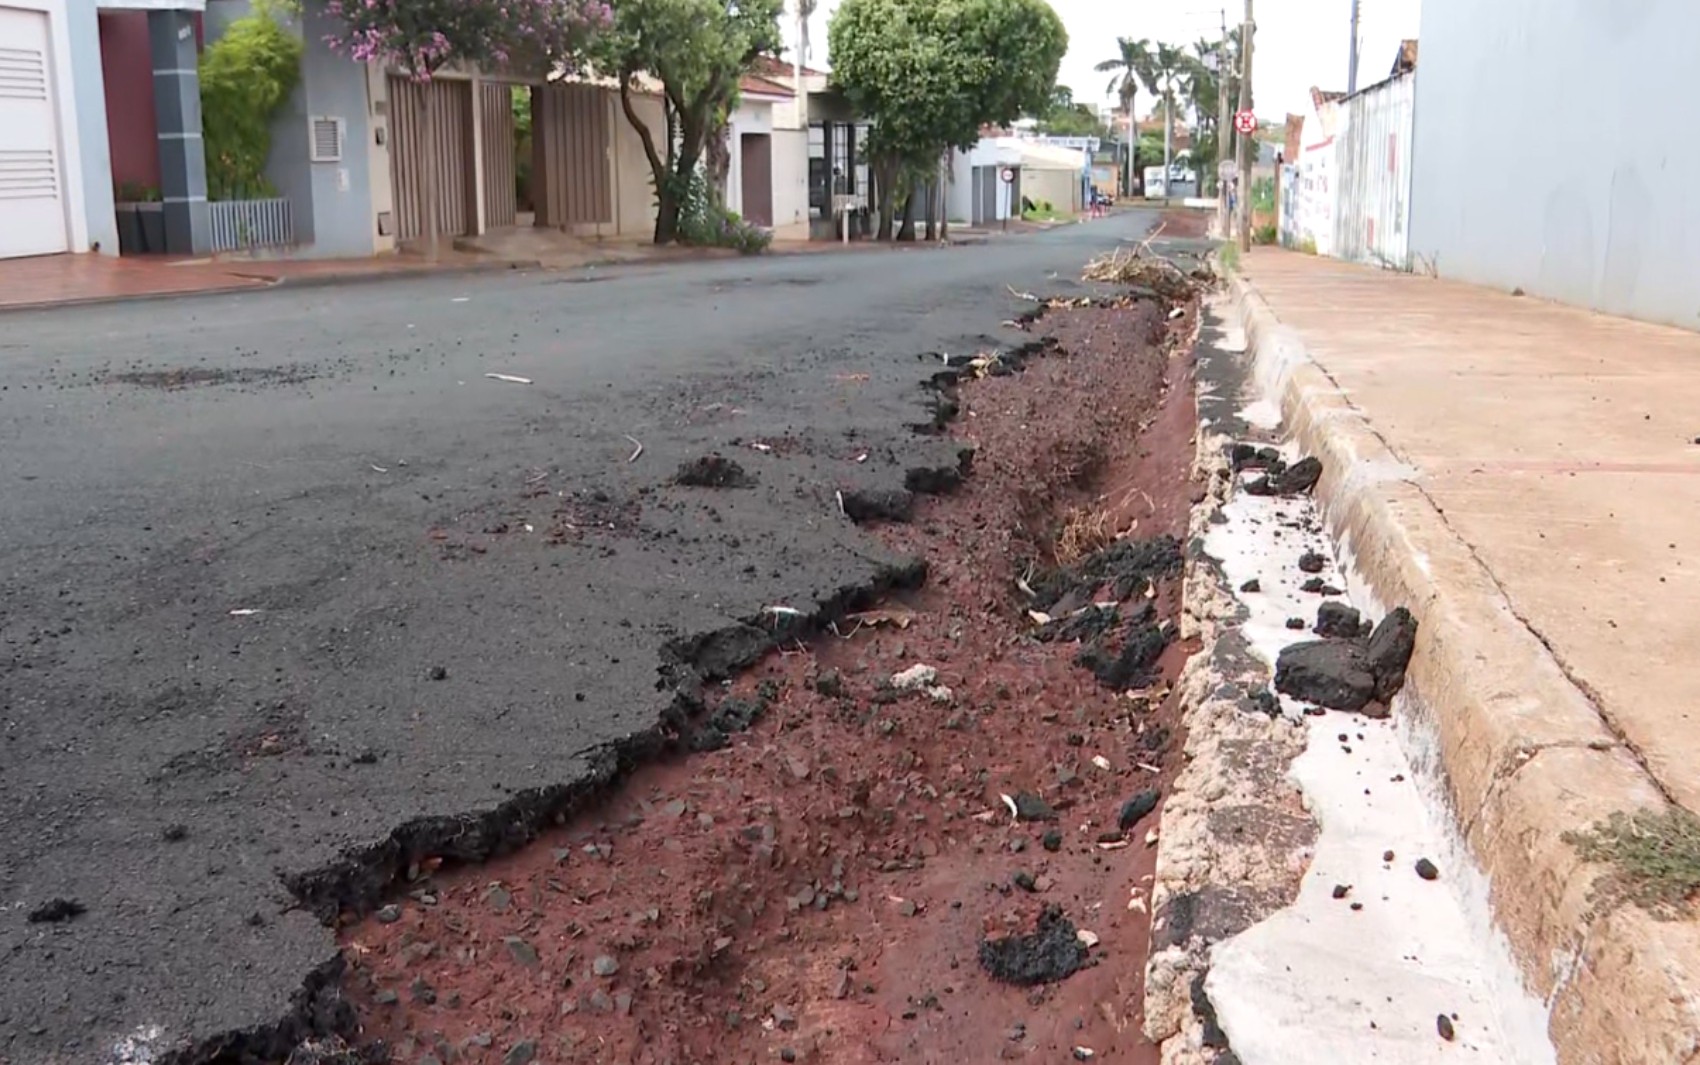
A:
[[136, 286, 1110, 1065], [1142, 290, 1314, 1065]]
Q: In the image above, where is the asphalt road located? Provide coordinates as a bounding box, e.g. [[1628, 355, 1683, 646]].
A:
[[0, 210, 1157, 1063]]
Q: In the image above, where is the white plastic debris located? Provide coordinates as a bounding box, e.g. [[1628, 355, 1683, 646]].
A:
[[228, 609, 259, 617], [1091, 755, 1112, 771], [484, 373, 532, 385], [1076, 929, 1100, 948]]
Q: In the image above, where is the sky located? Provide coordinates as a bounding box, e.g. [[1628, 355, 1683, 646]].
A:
[[795, 0, 1423, 123]]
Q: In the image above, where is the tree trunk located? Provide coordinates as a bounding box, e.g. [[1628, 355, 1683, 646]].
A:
[[923, 174, 935, 242], [875, 157, 896, 241], [1163, 94, 1173, 187], [938, 152, 950, 241], [423, 85, 440, 260], [896, 178, 917, 241]]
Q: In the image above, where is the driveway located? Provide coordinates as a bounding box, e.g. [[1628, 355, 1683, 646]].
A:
[[0, 212, 1156, 1063]]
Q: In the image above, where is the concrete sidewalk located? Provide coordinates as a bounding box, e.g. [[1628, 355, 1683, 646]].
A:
[[1232, 248, 1700, 1063]]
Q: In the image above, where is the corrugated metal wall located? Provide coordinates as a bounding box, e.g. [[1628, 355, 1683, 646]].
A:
[[532, 83, 612, 227], [1333, 72, 1415, 269], [388, 76, 473, 241], [481, 83, 517, 229]]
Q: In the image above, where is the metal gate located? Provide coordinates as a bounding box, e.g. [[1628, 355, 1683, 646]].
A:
[[531, 83, 613, 227], [1333, 72, 1414, 269], [480, 82, 517, 229], [387, 75, 473, 241]]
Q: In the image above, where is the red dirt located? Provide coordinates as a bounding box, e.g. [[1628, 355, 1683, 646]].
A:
[[339, 299, 1201, 1065]]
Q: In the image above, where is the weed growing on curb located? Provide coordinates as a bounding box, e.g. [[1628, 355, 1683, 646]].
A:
[[1565, 808, 1700, 918]]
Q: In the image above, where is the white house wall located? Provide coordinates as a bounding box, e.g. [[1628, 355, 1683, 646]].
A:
[[769, 126, 807, 240], [1333, 72, 1414, 269], [1409, 0, 1700, 328]]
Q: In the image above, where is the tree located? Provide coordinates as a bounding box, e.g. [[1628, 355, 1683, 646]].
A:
[[1139, 42, 1189, 180], [830, 0, 1066, 240], [1185, 30, 1240, 191], [322, 0, 608, 256], [594, 0, 782, 245], [1095, 36, 1150, 197]]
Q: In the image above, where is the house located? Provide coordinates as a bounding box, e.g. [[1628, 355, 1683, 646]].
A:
[[726, 71, 808, 240], [945, 134, 1022, 227], [1013, 140, 1086, 216]]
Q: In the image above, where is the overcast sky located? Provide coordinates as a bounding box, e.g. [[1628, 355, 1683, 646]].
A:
[[796, 0, 1422, 122]]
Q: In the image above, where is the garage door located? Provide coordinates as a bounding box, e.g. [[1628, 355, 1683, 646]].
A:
[[0, 7, 69, 259]]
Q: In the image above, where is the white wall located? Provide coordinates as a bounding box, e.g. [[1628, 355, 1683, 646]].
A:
[[770, 127, 808, 240], [1410, 0, 1700, 328]]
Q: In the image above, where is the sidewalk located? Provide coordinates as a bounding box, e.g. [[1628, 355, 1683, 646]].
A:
[[0, 251, 522, 312], [1231, 248, 1700, 1062]]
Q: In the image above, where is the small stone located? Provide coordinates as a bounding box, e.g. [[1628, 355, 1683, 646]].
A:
[[466, 1033, 493, 1049], [1331, 884, 1351, 899], [1073, 1048, 1096, 1061], [1239, 578, 1261, 593], [503, 1041, 536, 1065], [505, 936, 540, 968], [593, 954, 620, 977], [1041, 829, 1063, 852], [1010, 837, 1027, 853], [1436, 1014, 1456, 1042], [428, 665, 448, 681], [897, 898, 918, 917], [832, 969, 852, 999], [1383, 849, 1395, 862], [890, 664, 938, 691], [409, 976, 436, 1005], [1012, 792, 1056, 822], [587, 989, 614, 1014], [781, 1051, 797, 1064], [161, 823, 189, 842], [376, 904, 402, 924], [787, 755, 810, 780], [1118, 788, 1160, 832], [1298, 551, 1327, 573], [615, 991, 633, 1016], [485, 885, 512, 913], [1012, 871, 1037, 893], [1415, 858, 1440, 881], [773, 1005, 798, 1030], [1285, 617, 1306, 630], [1315, 601, 1363, 639], [373, 989, 399, 1006]]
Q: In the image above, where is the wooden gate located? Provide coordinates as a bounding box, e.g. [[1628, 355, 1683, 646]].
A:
[[531, 83, 613, 227], [480, 83, 517, 229], [388, 75, 474, 241]]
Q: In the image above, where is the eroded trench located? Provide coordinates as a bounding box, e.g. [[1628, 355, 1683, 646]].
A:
[[249, 273, 1206, 1065]]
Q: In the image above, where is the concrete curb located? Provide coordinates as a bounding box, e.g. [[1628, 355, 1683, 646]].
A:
[[1227, 271, 1700, 1064], [1143, 294, 1314, 1064]]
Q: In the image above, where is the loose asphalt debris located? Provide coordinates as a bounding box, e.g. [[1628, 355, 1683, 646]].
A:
[[673, 454, 755, 488], [1274, 607, 1419, 714], [1314, 602, 1364, 639], [25, 898, 86, 924], [1415, 858, 1441, 881], [1118, 788, 1161, 833], [978, 904, 1090, 986], [1243, 455, 1324, 497]]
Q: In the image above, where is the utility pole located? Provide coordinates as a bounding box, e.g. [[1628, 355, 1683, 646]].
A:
[[1216, 8, 1232, 234], [1236, 0, 1254, 253], [1346, 0, 1361, 94]]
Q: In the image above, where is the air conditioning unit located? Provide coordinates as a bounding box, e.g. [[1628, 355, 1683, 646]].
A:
[[309, 116, 345, 163]]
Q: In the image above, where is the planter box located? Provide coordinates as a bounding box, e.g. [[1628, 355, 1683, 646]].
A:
[[114, 204, 144, 255]]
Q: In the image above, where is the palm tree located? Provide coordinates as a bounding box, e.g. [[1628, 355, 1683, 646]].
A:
[[1095, 37, 1151, 196], [1141, 42, 1190, 185]]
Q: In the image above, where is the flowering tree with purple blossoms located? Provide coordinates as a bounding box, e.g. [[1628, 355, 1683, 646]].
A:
[[322, 0, 610, 254]]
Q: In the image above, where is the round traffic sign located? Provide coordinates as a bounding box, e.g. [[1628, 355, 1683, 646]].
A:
[[999, 167, 1016, 183], [1233, 110, 1257, 135]]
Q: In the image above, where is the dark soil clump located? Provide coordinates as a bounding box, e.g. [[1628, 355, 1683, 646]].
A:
[[840, 487, 915, 524], [674, 454, 756, 488], [978, 904, 1089, 986], [1029, 536, 1182, 615]]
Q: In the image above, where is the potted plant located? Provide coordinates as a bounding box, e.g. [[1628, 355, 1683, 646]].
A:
[[114, 182, 165, 254]]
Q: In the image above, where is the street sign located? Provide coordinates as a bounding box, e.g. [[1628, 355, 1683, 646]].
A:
[[999, 167, 1016, 184], [1233, 110, 1257, 135]]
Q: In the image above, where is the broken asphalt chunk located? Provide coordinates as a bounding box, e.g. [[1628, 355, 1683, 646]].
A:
[[978, 904, 1088, 986]]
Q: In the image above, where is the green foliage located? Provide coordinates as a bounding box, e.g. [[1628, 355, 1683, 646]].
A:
[[673, 169, 772, 254], [1216, 240, 1240, 272], [594, 0, 781, 243], [830, 0, 1065, 238], [1251, 175, 1275, 212], [1253, 222, 1277, 245], [1021, 200, 1061, 222], [115, 180, 161, 203], [199, 9, 302, 201], [1039, 102, 1107, 139], [1567, 808, 1700, 919], [512, 86, 534, 211]]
